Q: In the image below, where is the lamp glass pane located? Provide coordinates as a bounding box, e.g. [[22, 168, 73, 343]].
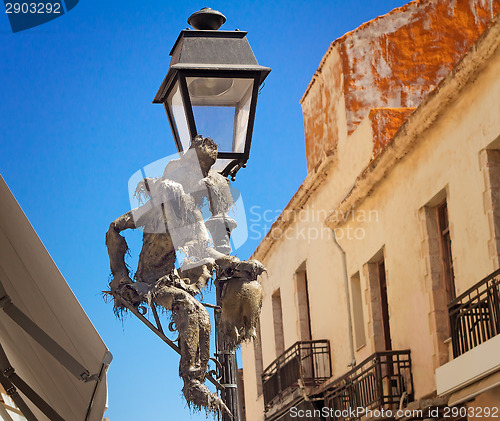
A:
[[211, 158, 234, 173], [186, 77, 254, 155], [166, 80, 191, 153]]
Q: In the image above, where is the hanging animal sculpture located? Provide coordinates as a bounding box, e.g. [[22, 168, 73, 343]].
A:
[[105, 136, 265, 416]]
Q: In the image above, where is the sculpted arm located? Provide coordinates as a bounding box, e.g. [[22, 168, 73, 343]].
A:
[[106, 209, 144, 290]]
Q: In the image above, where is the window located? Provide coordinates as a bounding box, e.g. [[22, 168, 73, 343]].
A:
[[437, 202, 456, 303], [351, 272, 366, 349], [420, 190, 454, 367], [364, 249, 391, 352], [295, 265, 312, 342], [272, 289, 285, 356], [377, 259, 392, 351], [480, 147, 500, 267], [296, 265, 314, 379]]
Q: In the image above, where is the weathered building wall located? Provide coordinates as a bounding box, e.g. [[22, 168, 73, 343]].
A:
[[242, 28, 500, 418], [242, 1, 500, 419], [301, 0, 500, 173], [328, 30, 500, 394]]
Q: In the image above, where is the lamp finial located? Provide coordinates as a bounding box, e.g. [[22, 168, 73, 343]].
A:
[[188, 8, 226, 30]]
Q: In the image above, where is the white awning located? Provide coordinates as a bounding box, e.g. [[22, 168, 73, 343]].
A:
[[0, 175, 112, 421]]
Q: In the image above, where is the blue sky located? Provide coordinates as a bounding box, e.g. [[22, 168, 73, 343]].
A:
[[0, 0, 409, 419]]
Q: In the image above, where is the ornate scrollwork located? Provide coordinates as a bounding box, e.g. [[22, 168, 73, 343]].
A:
[[208, 357, 223, 382], [168, 321, 180, 342]]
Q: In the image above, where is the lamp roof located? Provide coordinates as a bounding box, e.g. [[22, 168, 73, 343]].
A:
[[153, 28, 270, 104]]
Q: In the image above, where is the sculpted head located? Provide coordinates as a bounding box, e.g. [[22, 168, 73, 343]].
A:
[[190, 135, 218, 174]]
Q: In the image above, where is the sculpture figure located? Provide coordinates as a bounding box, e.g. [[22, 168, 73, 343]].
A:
[[105, 136, 265, 416]]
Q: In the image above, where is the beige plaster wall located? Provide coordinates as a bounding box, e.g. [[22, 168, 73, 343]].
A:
[[241, 339, 265, 420]]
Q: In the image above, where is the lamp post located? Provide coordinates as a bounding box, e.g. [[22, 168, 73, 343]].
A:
[[153, 8, 270, 420]]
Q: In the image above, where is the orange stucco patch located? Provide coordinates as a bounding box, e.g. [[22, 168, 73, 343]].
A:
[[302, 47, 344, 172], [301, 0, 500, 173], [369, 107, 416, 157], [339, 0, 500, 135]]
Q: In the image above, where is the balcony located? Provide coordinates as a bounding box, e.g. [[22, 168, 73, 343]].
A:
[[323, 351, 414, 421], [449, 268, 500, 358], [262, 340, 331, 411], [436, 269, 500, 399]]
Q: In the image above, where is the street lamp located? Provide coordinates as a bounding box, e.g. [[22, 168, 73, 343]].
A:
[[152, 8, 270, 421], [153, 7, 270, 180]]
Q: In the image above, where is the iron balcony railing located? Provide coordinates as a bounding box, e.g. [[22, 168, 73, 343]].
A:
[[262, 340, 331, 410], [323, 351, 413, 421], [449, 268, 500, 358]]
